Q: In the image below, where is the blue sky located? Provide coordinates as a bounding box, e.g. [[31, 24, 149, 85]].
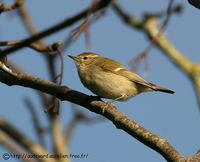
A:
[[0, 0, 200, 162]]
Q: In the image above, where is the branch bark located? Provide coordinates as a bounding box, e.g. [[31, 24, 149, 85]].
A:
[[0, 60, 199, 162]]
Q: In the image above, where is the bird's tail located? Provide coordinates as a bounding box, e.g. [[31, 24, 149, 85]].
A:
[[150, 83, 175, 94]]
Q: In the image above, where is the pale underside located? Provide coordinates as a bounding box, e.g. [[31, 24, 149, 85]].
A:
[[78, 66, 149, 101]]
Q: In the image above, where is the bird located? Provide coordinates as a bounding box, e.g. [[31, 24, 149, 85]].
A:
[[68, 52, 174, 101]]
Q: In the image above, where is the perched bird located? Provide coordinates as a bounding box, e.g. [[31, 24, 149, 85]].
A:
[[68, 52, 174, 101]]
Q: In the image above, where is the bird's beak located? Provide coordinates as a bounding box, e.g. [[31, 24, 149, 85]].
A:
[[68, 55, 75, 60], [68, 55, 79, 63]]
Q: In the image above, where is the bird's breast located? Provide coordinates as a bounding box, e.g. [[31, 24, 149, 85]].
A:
[[78, 67, 140, 101]]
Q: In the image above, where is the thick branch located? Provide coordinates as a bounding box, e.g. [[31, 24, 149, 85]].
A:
[[0, 62, 195, 162], [188, 0, 200, 9], [143, 17, 193, 75]]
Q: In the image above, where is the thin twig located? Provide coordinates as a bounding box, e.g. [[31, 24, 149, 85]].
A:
[[0, 0, 112, 58], [0, 40, 63, 53], [112, 1, 200, 111]]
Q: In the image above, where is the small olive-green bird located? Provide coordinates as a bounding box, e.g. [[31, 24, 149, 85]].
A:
[[68, 52, 174, 101]]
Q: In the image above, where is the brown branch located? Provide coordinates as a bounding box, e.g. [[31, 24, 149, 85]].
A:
[[24, 98, 46, 147], [61, 12, 104, 51], [0, 0, 112, 58], [44, 99, 68, 162], [0, 40, 63, 53], [0, 131, 36, 162], [17, 2, 49, 53], [1, 61, 199, 162], [192, 65, 200, 108], [112, 2, 200, 111], [0, 0, 24, 13], [143, 18, 200, 110], [64, 105, 105, 143], [50, 115, 69, 162], [17, 3, 40, 35], [0, 118, 56, 162]]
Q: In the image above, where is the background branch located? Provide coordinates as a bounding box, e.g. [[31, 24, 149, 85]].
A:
[[0, 118, 56, 162], [0, 0, 112, 58], [0, 131, 35, 162], [24, 98, 46, 147], [112, 2, 200, 110]]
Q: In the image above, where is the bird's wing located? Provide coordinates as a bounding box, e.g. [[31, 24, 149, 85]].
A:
[[97, 58, 154, 89], [114, 68, 155, 89]]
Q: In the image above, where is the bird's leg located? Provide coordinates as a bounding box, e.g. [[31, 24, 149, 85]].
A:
[[101, 95, 126, 114], [88, 94, 126, 114], [110, 94, 126, 103], [94, 94, 126, 115]]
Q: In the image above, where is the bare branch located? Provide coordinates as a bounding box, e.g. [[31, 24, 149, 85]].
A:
[[17, 3, 40, 35], [0, 118, 56, 162], [1, 61, 199, 162], [24, 98, 46, 147], [0, 0, 112, 58], [0, 131, 36, 162], [0, 40, 63, 53], [112, 2, 200, 111], [50, 115, 69, 162], [64, 104, 105, 143]]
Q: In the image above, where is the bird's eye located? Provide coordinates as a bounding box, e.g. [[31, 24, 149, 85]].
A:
[[83, 56, 88, 60]]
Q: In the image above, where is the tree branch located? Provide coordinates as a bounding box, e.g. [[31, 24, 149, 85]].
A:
[[0, 130, 36, 162], [50, 115, 69, 162], [112, 2, 200, 111], [0, 0, 112, 58], [188, 0, 200, 9], [0, 40, 62, 53], [0, 118, 56, 162], [24, 98, 46, 147], [1, 60, 199, 162]]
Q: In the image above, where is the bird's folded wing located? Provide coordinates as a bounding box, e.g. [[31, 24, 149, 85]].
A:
[[114, 68, 155, 89], [97, 58, 154, 89]]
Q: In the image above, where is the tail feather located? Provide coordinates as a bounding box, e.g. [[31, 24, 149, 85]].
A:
[[150, 83, 175, 94]]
